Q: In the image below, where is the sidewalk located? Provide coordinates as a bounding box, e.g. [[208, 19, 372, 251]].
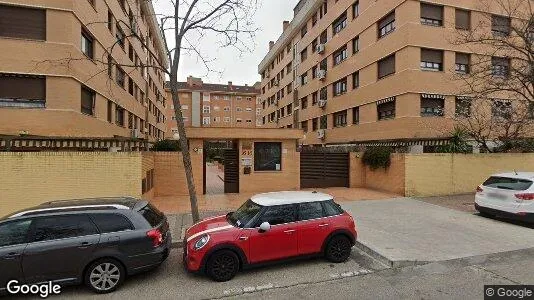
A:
[[168, 210, 224, 248]]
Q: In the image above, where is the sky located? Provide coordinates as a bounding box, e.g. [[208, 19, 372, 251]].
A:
[[153, 0, 298, 85]]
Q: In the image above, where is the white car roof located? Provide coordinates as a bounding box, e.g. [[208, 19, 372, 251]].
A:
[[491, 172, 534, 180], [250, 191, 333, 206]]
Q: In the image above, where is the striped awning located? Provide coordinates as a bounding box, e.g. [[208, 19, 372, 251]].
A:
[[327, 138, 452, 148], [456, 95, 472, 101], [0, 137, 150, 151], [376, 96, 396, 105], [421, 93, 445, 99]]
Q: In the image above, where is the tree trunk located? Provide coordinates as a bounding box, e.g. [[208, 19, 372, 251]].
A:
[[169, 75, 200, 223]]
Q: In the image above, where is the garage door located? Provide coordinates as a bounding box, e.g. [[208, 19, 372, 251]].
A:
[[300, 152, 349, 188]]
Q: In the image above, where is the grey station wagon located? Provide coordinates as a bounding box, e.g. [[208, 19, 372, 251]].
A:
[[0, 197, 171, 294]]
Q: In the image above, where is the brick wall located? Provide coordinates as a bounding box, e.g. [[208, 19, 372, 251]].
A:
[[349, 153, 406, 195], [405, 154, 534, 197], [0, 152, 142, 217]]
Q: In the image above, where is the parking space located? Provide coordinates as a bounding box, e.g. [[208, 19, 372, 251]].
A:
[[45, 248, 386, 300]]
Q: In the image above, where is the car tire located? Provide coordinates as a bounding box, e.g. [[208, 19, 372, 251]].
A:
[[325, 235, 352, 263], [84, 258, 125, 294], [206, 250, 240, 282]]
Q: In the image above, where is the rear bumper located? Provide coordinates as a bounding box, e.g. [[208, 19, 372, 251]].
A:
[[475, 203, 534, 223], [129, 235, 172, 274]]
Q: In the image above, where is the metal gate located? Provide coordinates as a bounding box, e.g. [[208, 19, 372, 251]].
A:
[[300, 152, 349, 188], [224, 149, 239, 193]]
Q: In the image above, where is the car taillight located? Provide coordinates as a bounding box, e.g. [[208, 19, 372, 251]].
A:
[[476, 186, 484, 193], [146, 229, 163, 247], [515, 193, 534, 201]]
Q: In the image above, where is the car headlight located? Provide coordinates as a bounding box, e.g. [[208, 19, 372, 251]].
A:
[[194, 234, 210, 250]]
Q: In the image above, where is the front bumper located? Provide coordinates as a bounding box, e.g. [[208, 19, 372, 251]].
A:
[[182, 238, 205, 273], [475, 203, 534, 223]]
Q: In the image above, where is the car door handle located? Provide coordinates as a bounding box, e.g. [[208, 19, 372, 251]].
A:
[[284, 229, 296, 234], [3, 252, 21, 260], [78, 242, 93, 248], [239, 236, 248, 241], [318, 224, 330, 227]]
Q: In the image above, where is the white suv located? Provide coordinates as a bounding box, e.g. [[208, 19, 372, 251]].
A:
[[475, 172, 534, 223]]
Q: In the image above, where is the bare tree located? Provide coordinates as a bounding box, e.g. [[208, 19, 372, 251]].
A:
[[453, 0, 534, 152], [38, 0, 258, 222]]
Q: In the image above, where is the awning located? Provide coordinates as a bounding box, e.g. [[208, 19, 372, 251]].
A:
[[421, 93, 445, 99], [456, 95, 472, 101], [376, 96, 396, 105], [326, 138, 451, 148]]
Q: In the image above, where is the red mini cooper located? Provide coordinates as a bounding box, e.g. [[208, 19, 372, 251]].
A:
[[183, 191, 357, 281]]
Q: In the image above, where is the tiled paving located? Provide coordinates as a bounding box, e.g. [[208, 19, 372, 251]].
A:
[[151, 187, 400, 214], [205, 163, 224, 195]]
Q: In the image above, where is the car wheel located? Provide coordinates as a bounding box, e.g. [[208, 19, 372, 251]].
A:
[[325, 235, 352, 263], [85, 258, 125, 294], [206, 250, 239, 282]]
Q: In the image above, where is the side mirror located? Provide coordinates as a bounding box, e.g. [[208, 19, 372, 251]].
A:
[[259, 222, 271, 233]]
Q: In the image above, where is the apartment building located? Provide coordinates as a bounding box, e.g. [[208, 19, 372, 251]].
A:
[[164, 76, 260, 138], [258, 0, 531, 152], [0, 0, 167, 141]]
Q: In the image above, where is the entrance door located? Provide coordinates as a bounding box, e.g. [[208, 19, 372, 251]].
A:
[[224, 149, 239, 193]]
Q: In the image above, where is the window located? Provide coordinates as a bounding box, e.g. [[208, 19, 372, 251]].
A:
[[299, 202, 324, 221], [492, 57, 510, 77], [116, 24, 125, 49], [258, 205, 296, 226], [224, 117, 231, 123], [287, 103, 293, 115], [202, 117, 211, 125], [455, 53, 470, 74], [312, 118, 319, 131], [107, 10, 114, 32], [378, 54, 396, 79], [333, 46, 348, 66], [353, 107, 360, 124], [420, 49, 443, 71], [352, 36, 359, 54], [107, 54, 113, 78], [116, 67, 125, 88], [224, 106, 230, 112], [128, 78, 134, 96], [333, 110, 347, 127], [32, 215, 97, 242], [320, 30, 328, 44], [236, 107, 243, 112], [455, 97, 472, 117], [301, 97, 308, 109], [139, 203, 164, 227], [312, 66, 318, 79], [455, 9, 470, 30], [301, 120, 308, 132], [352, 71, 359, 89], [203, 105, 210, 114], [300, 47, 308, 62], [301, 24, 308, 38], [115, 105, 125, 126], [0, 5, 46, 40], [0, 220, 32, 247], [320, 115, 328, 129], [312, 13, 318, 26], [378, 12, 395, 38], [81, 29, 93, 58], [107, 100, 113, 122], [421, 96, 444, 117], [312, 92, 318, 105], [320, 58, 328, 71], [254, 142, 282, 171], [301, 72, 309, 85], [492, 15, 511, 36], [420, 3, 443, 26], [492, 99, 512, 119], [333, 11, 347, 35], [352, 1, 359, 19], [333, 78, 347, 96], [320, 87, 328, 101], [483, 176, 533, 191], [0, 74, 46, 108], [323, 200, 344, 216], [378, 101, 396, 120], [90, 214, 133, 233], [81, 86, 95, 116]]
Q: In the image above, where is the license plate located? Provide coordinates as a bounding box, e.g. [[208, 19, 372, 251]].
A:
[[488, 192, 507, 200]]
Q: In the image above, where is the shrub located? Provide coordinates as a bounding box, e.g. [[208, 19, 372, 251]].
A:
[[151, 140, 181, 151], [362, 147, 393, 170]]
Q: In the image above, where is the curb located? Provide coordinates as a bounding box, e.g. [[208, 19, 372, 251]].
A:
[[353, 241, 429, 268], [171, 241, 183, 249]]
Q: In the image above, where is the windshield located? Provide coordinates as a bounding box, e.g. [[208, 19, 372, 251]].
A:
[[227, 199, 262, 228]]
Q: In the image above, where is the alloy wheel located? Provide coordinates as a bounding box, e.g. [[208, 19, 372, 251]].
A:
[[89, 262, 121, 291]]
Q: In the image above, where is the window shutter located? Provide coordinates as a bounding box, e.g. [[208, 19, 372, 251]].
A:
[[0, 5, 46, 40], [492, 15, 510, 33], [421, 3, 443, 20], [0, 74, 46, 100], [455, 9, 470, 29], [421, 49, 443, 63], [378, 55, 396, 78], [378, 12, 395, 29], [456, 53, 469, 65]]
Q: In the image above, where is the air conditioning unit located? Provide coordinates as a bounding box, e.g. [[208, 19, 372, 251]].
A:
[[317, 129, 326, 140], [316, 44, 326, 54], [274, 80, 280, 86], [131, 129, 140, 138], [318, 99, 327, 108], [317, 70, 327, 80]]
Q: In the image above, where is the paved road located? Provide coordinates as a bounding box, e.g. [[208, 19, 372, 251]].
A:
[[42, 247, 386, 300]]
